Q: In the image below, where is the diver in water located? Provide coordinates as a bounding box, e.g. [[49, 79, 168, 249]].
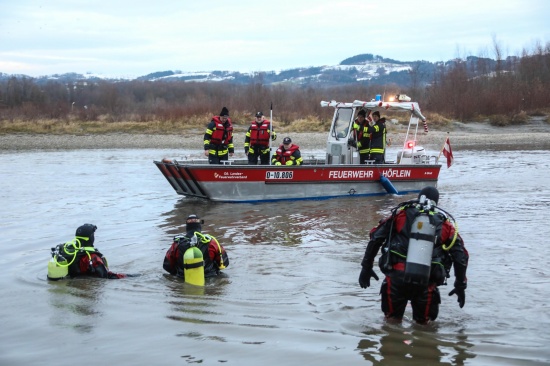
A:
[[358, 186, 469, 324], [163, 214, 229, 285], [47, 224, 131, 280]]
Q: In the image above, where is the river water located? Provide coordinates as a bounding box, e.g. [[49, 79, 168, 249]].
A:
[[1, 147, 549, 366]]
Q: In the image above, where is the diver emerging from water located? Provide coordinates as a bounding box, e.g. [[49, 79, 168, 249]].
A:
[[163, 214, 229, 286], [47, 224, 132, 280], [358, 186, 469, 324]]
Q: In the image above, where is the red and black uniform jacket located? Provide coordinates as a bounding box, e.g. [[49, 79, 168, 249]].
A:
[[363, 119, 387, 155], [352, 119, 371, 151]]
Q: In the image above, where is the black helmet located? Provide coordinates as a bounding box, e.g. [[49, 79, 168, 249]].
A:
[[418, 186, 439, 204], [186, 214, 203, 235], [75, 223, 97, 246]]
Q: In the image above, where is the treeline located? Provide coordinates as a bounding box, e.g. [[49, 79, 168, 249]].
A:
[[0, 42, 548, 126], [423, 41, 550, 121]]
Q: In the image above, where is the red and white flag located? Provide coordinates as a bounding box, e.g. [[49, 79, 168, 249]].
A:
[[443, 137, 454, 168]]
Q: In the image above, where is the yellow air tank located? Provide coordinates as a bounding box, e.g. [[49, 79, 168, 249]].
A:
[[47, 255, 68, 280], [183, 247, 205, 286]]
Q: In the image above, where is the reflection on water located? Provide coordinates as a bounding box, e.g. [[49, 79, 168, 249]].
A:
[[160, 195, 401, 247], [357, 324, 476, 365], [1, 149, 550, 365], [47, 278, 107, 334]]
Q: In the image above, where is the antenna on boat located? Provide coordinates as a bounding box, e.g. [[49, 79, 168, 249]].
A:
[[269, 102, 273, 165]]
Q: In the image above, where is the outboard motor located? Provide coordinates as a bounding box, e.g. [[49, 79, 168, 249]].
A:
[[404, 195, 436, 285]]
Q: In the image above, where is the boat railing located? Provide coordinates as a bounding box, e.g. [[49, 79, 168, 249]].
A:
[[413, 154, 430, 164], [170, 158, 326, 166], [410, 155, 440, 164]]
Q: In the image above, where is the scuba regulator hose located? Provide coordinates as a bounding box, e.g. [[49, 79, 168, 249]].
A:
[[194, 232, 226, 269]]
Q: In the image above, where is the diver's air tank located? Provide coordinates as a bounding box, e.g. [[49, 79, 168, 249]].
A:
[[47, 251, 69, 280], [404, 214, 436, 285], [183, 246, 205, 286]]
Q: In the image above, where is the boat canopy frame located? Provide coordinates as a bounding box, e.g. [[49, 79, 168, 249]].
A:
[[321, 99, 432, 165]]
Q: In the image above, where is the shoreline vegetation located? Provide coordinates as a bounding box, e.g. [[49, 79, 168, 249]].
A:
[[2, 41, 549, 152], [2, 116, 550, 152]]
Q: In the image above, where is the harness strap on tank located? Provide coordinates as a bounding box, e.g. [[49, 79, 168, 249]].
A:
[[410, 232, 436, 242], [184, 261, 204, 269]]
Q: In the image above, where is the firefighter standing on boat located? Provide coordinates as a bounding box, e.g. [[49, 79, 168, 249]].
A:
[[349, 109, 372, 164], [358, 186, 469, 324], [365, 111, 387, 163], [204, 107, 234, 164], [244, 111, 276, 165]]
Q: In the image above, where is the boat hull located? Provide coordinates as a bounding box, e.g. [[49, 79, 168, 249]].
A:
[[154, 160, 441, 203]]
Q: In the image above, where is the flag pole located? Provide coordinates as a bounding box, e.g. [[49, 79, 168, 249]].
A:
[[269, 102, 273, 165], [437, 137, 447, 160]]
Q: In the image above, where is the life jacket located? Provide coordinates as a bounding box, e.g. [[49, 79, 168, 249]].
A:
[[248, 120, 271, 147], [273, 144, 300, 165], [209, 116, 233, 145]]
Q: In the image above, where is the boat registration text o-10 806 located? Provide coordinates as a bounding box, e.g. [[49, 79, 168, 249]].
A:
[[266, 171, 293, 179]]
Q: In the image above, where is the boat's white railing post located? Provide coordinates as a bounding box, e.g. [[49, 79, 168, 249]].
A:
[[410, 115, 419, 136], [399, 114, 412, 164]]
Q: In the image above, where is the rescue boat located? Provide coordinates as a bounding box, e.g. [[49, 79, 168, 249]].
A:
[[154, 96, 441, 203]]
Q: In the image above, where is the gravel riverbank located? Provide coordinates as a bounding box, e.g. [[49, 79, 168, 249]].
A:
[[1, 121, 550, 151]]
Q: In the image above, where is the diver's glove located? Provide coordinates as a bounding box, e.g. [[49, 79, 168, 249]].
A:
[[448, 284, 466, 308], [275, 162, 281, 166], [285, 160, 293, 166], [358, 266, 379, 289]]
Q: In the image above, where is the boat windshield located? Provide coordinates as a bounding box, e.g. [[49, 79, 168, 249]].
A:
[[333, 108, 353, 140]]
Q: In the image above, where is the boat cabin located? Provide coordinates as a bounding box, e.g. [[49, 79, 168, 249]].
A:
[[321, 97, 439, 166]]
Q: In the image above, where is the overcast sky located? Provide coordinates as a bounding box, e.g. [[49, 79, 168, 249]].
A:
[[1, 0, 548, 78]]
